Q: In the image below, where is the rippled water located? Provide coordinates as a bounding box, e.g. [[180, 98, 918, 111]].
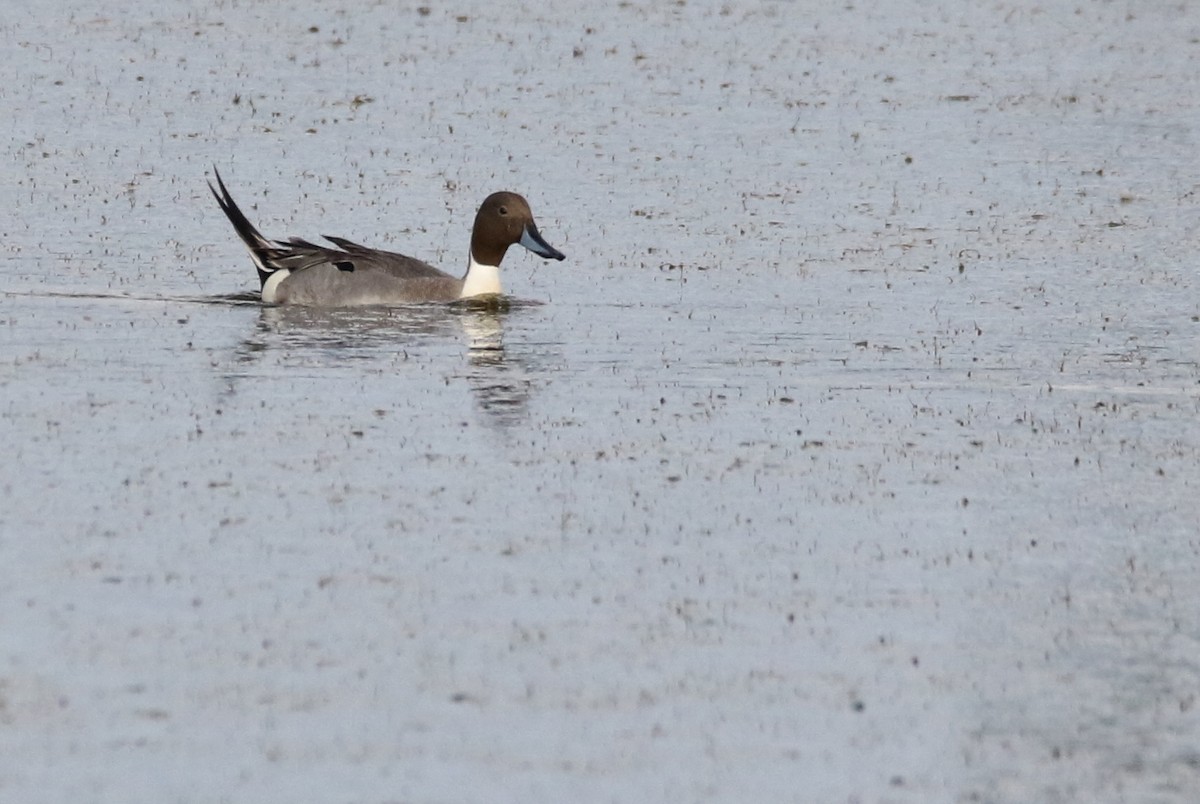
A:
[[3, 1, 1199, 802]]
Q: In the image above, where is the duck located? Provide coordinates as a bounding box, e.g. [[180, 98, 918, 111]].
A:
[[208, 167, 565, 305]]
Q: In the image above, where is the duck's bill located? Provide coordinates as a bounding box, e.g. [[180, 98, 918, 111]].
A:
[[519, 225, 566, 261]]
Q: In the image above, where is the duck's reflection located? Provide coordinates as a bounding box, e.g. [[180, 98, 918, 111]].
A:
[[226, 298, 546, 429], [456, 304, 533, 428], [246, 302, 470, 353]]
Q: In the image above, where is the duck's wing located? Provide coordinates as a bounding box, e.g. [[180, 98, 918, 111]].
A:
[[268, 236, 452, 281], [317, 236, 453, 280]]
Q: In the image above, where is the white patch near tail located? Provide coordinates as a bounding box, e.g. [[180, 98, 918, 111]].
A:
[[261, 268, 291, 303]]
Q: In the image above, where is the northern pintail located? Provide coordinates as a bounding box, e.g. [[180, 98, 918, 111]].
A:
[[209, 168, 565, 305]]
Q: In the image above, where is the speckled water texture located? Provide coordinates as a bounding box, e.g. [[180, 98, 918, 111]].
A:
[[3, 2, 1199, 802]]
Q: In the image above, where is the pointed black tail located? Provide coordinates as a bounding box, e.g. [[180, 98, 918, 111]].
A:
[[209, 167, 277, 288]]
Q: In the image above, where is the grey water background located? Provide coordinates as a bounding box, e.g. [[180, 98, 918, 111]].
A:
[[2, 1, 1199, 801]]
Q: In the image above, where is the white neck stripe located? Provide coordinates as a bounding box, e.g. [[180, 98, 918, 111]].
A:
[[459, 254, 502, 298]]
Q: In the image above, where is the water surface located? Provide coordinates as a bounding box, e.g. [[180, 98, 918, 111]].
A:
[[3, 2, 1199, 802]]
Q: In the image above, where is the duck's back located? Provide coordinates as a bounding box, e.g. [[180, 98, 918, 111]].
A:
[[273, 238, 464, 305]]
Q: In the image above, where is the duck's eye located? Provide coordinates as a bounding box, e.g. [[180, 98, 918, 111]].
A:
[[498, 206, 509, 216]]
